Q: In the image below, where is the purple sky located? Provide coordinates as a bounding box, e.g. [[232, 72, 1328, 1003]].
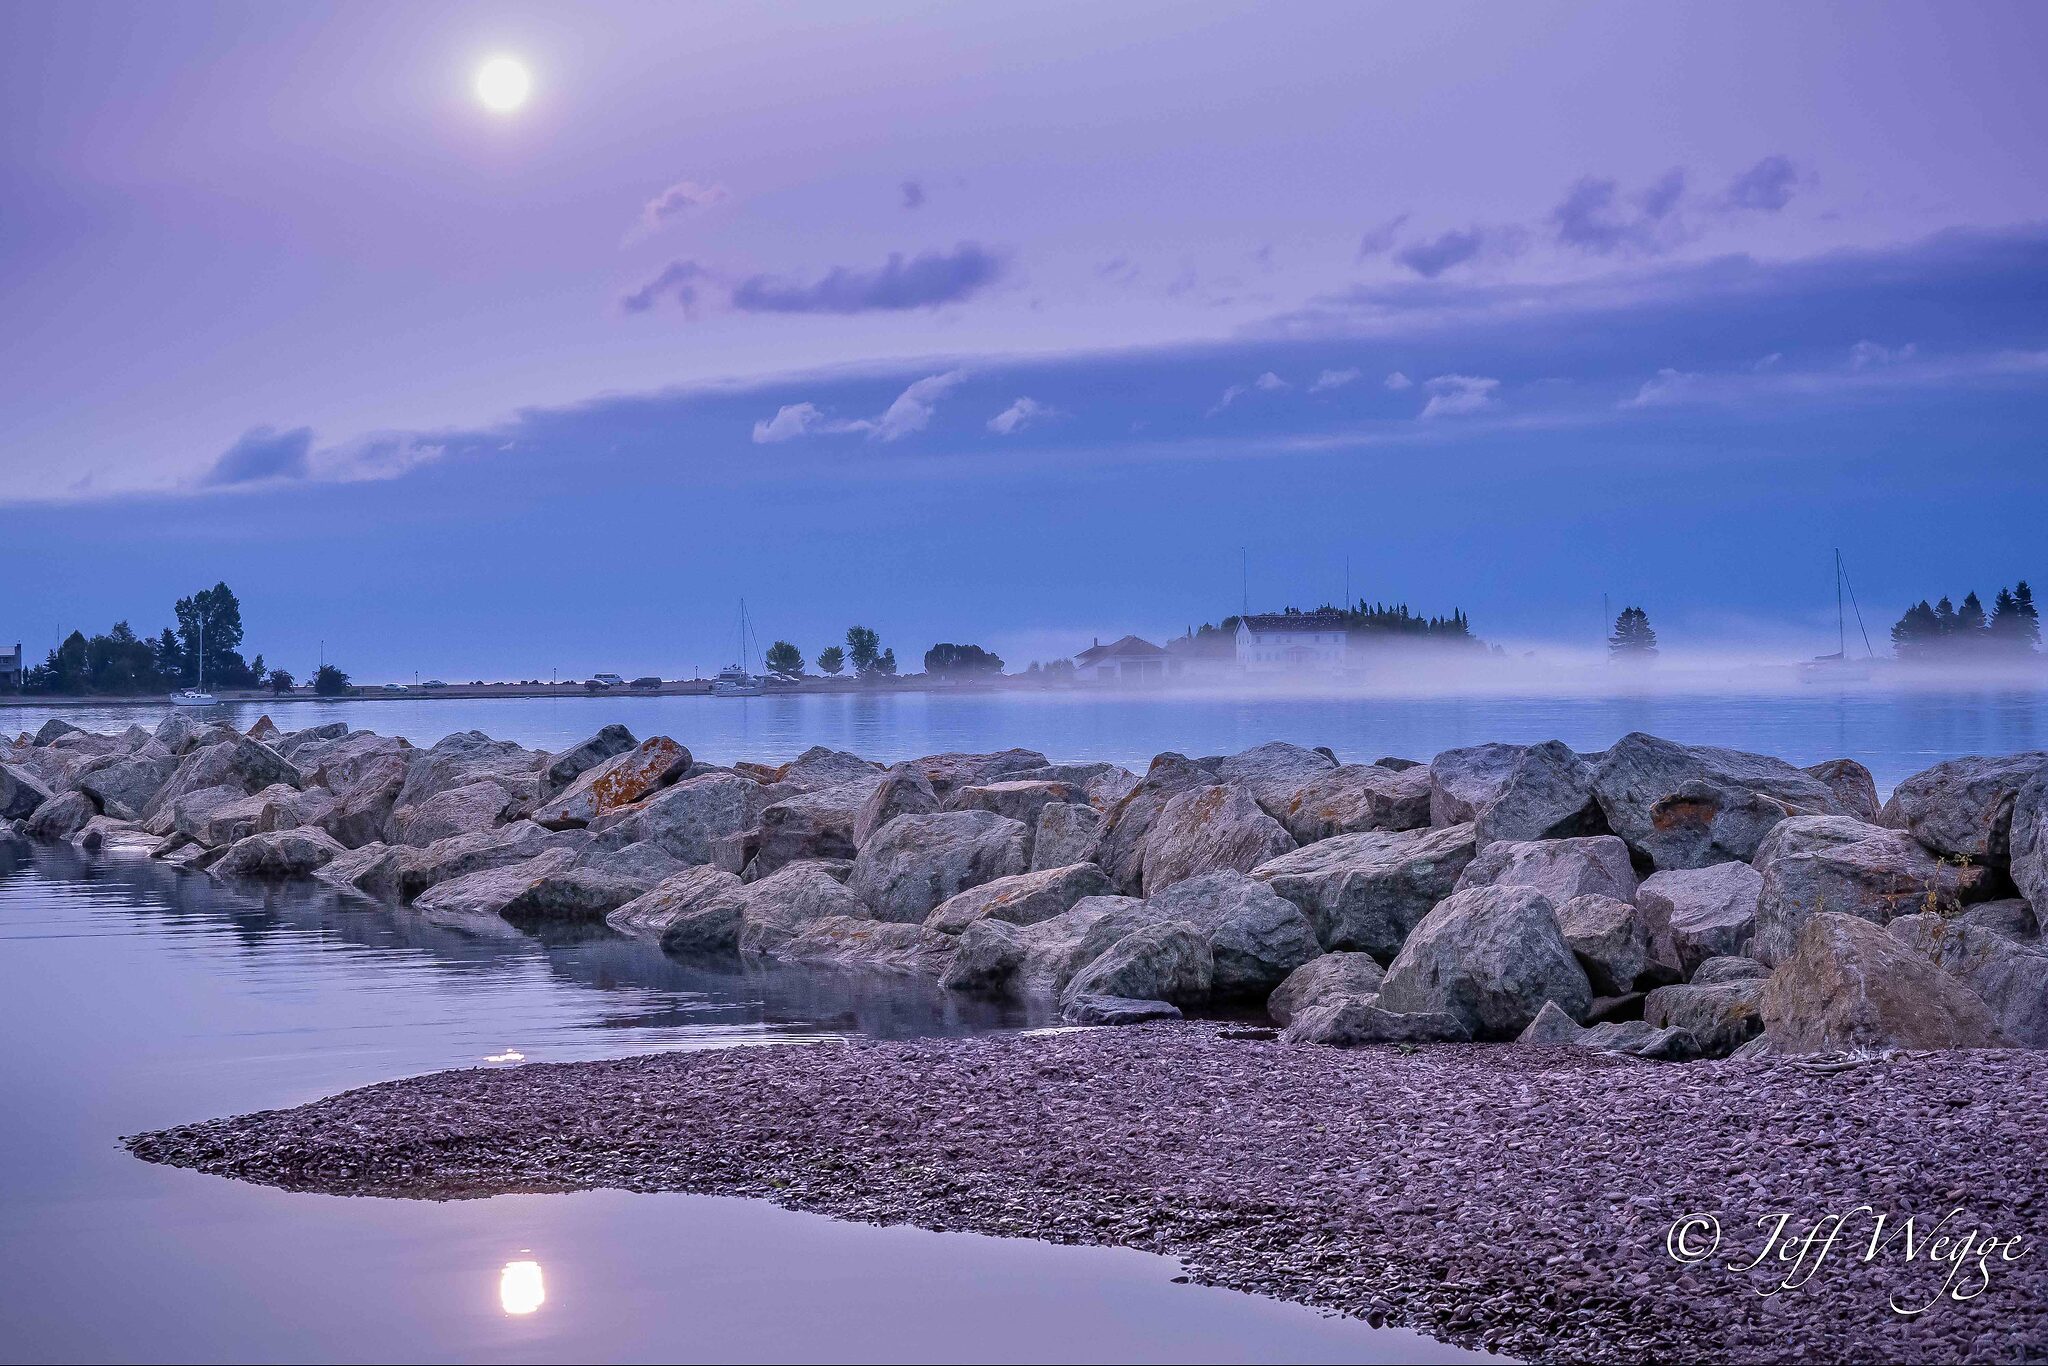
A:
[[4, 2, 2047, 677]]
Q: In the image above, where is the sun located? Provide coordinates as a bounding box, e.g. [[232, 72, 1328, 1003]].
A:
[[475, 56, 532, 113]]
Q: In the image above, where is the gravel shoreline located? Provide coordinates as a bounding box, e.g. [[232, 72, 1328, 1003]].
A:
[[128, 1024, 2045, 1363]]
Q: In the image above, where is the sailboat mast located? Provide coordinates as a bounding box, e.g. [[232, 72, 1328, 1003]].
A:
[[197, 611, 205, 692], [1835, 549, 1845, 658]]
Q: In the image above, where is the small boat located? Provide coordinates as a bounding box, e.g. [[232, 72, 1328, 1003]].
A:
[[169, 609, 221, 706], [710, 600, 767, 697], [1799, 549, 1879, 684]]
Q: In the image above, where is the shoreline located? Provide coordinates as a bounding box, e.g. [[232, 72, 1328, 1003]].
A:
[[126, 1022, 2046, 1364]]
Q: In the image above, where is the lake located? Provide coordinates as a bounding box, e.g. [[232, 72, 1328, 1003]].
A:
[[8, 682, 2048, 790], [0, 840, 1488, 1364]]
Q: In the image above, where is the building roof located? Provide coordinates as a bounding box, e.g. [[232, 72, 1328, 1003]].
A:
[[1075, 634, 1167, 663], [1238, 611, 1349, 633]]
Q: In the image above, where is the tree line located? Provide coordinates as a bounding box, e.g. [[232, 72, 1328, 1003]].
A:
[[1891, 583, 2040, 661], [758, 629, 1005, 681]]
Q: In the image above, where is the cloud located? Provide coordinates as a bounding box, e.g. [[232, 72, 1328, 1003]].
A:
[[751, 372, 966, 444], [1850, 339, 1917, 369], [200, 425, 313, 486], [900, 180, 926, 209], [1253, 371, 1289, 392], [620, 259, 713, 314], [1355, 213, 1411, 261], [1620, 367, 1704, 408], [1206, 383, 1248, 416], [633, 179, 730, 237], [987, 397, 1053, 435], [1417, 374, 1499, 419], [730, 243, 1005, 314], [1097, 256, 1140, 284], [1309, 368, 1360, 393], [1721, 155, 1801, 212], [1384, 371, 1413, 390], [1396, 228, 1487, 278], [1551, 169, 1687, 255]]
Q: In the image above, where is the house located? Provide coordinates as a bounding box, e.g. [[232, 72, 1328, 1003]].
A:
[[0, 642, 20, 690], [1164, 625, 1239, 681], [1235, 611, 1349, 674], [1073, 635, 1168, 684]]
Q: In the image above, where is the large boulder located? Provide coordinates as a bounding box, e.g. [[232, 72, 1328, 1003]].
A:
[[1140, 784, 1295, 895], [753, 779, 881, 876], [1643, 968, 1766, 1058], [1887, 913, 2048, 1048], [779, 746, 883, 791], [1473, 741, 1604, 847], [74, 746, 178, 820], [2013, 776, 2048, 918], [27, 791, 98, 840], [1265, 952, 1386, 1025], [909, 749, 1050, 804], [1376, 885, 1593, 1038], [607, 864, 746, 940], [1281, 995, 1471, 1046], [390, 779, 510, 847], [1030, 802, 1103, 871], [1094, 752, 1223, 894], [387, 821, 588, 901], [389, 731, 545, 823], [1880, 752, 2048, 866], [925, 862, 1114, 935], [775, 916, 958, 976], [0, 764, 54, 821], [938, 919, 1030, 993], [1428, 743, 1527, 826], [570, 835, 687, 888], [497, 867, 650, 921], [590, 772, 753, 865], [1963, 898, 2040, 943], [33, 718, 83, 745], [1751, 815, 1995, 967], [1060, 994, 1184, 1026], [846, 809, 1031, 922], [1636, 862, 1763, 977], [1061, 920, 1212, 1008], [736, 861, 875, 953], [951, 780, 1088, 852], [946, 895, 1164, 997], [1215, 741, 1339, 823], [1590, 732, 1840, 870], [1803, 759, 1881, 823], [1513, 1000, 1700, 1060], [1144, 871, 1320, 1000], [145, 736, 302, 822], [302, 734, 410, 848], [1759, 912, 2010, 1052], [1456, 835, 1638, 905], [409, 848, 582, 919], [1551, 893, 1652, 996], [852, 765, 940, 847], [1003, 763, 1140, 809], [212, 826, 347, 879], [1252, 823, 1477, 957], [531, 736, 691, 830], [1278, 764, 1432, 844], [311, 842, 405, 897], [539, 725, 638, 797]]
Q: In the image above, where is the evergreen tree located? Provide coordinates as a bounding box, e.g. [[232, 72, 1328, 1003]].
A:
[[763, 640, 804, 677], [175, 582, 255, 687], [1957, 591, 1988, 637], [2014, 581, 2042, 652], [924, 643, 1004, 676], [1891, 600, 1941, 659], [312, 663, 352, 696], [815, 645, 846, 676], [876, 647, 898, 677], [845, 625, 882, 675], [1607, 606, 1659, 660], [1932, 595, 1959, 636]]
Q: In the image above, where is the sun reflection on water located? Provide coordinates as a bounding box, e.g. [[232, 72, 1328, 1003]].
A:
[[499, 1258, 545, 1315]]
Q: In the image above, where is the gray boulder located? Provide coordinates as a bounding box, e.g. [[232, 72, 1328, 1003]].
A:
[[1636, 861, 1763, 978], [1456, 835, 1638, 905], [1880, 752, 2048, 866], [570, 835, 686, 887], [951, 780, 1088, 851], [1751, 815, 1995, 966], [847, 809, 1031, 922], [212, 827, 347, 879], [940, 919, 1030, 993], [1215, 741, 1339, 822], [753, 779, 880, 875], [1145, 870, 1320, 1000], [531, 736, 691, 830], [1062, 920, 1213, 1007], [1377, 884, 1593, 1038], [736, 861, 875, 953], [33, 718, 83, 745], [1473, 741, 1604, 847], [1004, 763, 1140, 809], [607, 864, 747, 940], [852, 765, 940, 847], [1428, 743, 1527, 826], [1266, 952, 1386, 1026], [539, 724, 638, 797], [1760, 911, 2010, 1052], [146, 737, 302, 821], [925, 862, 1114, 935], [1281, 995, 1470, 1046], [1030, 802, 1103, 871], [1590, 732, 1840, 870], [1277, 764, 1432, 845], [1060, 994, 1183, 1026], [27, 791, 97, 840], [409, 848, 581, 919], [75, 746, 177, 821], [311, 842, 405, 897], [0, 764, 54, 821], [1514, 1000, 1700, 1060], [1888, 912, 2048, 1047], [1253, 823, 1478, 957], [389, 731, 545, 820], [388, 821, 588, 901], [1552, 893, 1652, 995], [779, 746, 882, 791], [497, 867, 650, 921], [1094, 752, 1223, 894], [1141, 783, 1295, 895], [996, 896, 1165, 995], [1962, 898, 2040, 943], [1803, 758, 1881, 822], [2013, 776, 2048, 920], [909, 748, 1050, 804], [591, 772, 753, 865], [1643, 972, 1765, 1057], [391, 780, 510, 847], [774, 916, 958, 976]]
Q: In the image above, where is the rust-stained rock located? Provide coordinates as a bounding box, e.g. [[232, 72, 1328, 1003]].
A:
[[532, 736, 692, 829]]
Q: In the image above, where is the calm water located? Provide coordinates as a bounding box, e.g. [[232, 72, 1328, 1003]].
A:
[[8, 684, 2048, 790], [0, 841, 1487, 1364]]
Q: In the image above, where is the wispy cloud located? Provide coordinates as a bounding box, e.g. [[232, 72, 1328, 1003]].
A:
[[1384, 371, 1414, 391], [988, 396, 1053, 435], [630, 179, 731, 240], [619, 260, 713, 314], [1417, 374, 1500, 419], [1355, 213, 1411, 261], [1620, 367, 1703, 408], [751, 371, 967, 444], [731, 243, 1005, 314], [1309, 368, 1360, 393], [1551, 169, 1687, 256], [1254, 371, 1289, 392], [200, 425, 312, 486], [1396, 228, 1489, 278], [1850, 339, 1917, 369], [1720, 154, 1802, 212], [752, 402, 830, 444]]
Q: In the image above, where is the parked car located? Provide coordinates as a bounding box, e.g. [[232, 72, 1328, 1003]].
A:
[[423, 679, 447, 689], [631, 676, 662, 690], [592, 673, 625, 687]]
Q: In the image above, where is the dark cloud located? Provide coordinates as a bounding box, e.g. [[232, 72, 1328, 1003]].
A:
[[900, 179, 926, 209], [1355, 212, 1411, 261], [1639, 168, 1687, 221], [1395, 228, 1487, 278], [730, 243, 1005, 314], [620, 260, 713, 314], [200, 425, 312, 486], [1722, 154, 1801, 212], [1550, 168, 1688, 255]]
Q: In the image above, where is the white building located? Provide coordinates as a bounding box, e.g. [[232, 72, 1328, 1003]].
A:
[[1235, 611, 1349, 674], [1073, 635, 1168, 684]]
